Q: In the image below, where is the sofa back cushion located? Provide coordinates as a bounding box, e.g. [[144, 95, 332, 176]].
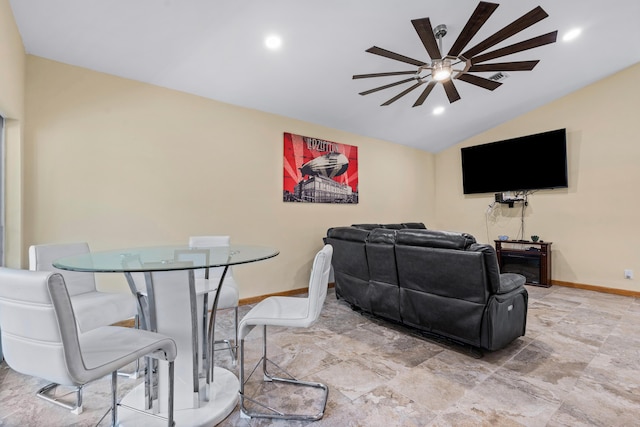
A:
[[326, 227, 371, 310], [351, 222, 427, 230], [396, 229, 476, 250], [401, 222, 427, 229], [365, 228, 401, 321], [351, 223, 381, 230], [367, 229, 398, 286], [396, 246, 490, 303], [326, 228, 370, 280], [395, 229, 490, 303]]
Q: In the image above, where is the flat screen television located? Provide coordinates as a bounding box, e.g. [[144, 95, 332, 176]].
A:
[[461, 128, 568, 195]]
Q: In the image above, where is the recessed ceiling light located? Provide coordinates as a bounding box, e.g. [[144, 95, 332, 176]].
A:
[[563, 28, 582, 42], [265, 35, 282, 50], [433, 106, 445, 115]]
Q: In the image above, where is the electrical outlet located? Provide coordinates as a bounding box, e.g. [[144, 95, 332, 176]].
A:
[[624, 269, 633, 279]]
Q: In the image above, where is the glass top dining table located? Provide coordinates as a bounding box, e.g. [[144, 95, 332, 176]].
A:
[[52, 243, 279, 426], [52, 244, 279, 272]]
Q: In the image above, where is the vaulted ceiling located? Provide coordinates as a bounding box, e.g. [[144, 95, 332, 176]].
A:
[[9, 0, 640, 152]]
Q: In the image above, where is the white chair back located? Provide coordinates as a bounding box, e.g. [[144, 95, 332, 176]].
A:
[[46, 272, 96, 384], [0, 267, 76, 386], [29, 243, 96, 296], [188, 235, 233, 280], [306, 244, 333, 324], [236, 244, 333, 420]]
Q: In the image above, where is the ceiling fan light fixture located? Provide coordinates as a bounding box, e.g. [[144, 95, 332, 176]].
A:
[[432, 59, 452, 81]]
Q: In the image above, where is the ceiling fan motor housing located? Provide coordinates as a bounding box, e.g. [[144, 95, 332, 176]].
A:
[[434, 24, 448, 40]]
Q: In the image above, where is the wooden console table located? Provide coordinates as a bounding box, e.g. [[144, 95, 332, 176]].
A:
[[494, 240, 552, 288]]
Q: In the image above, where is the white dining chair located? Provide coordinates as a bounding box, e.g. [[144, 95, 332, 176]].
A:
[[0, 267, 177, 426], [28, 242, 137, 332], [187, 236, 240, 370], [27, 242, 140, 411], [238, 244, 333, 421]]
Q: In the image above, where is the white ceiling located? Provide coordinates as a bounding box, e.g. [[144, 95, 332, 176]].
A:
[[9, 0, 640, 152]]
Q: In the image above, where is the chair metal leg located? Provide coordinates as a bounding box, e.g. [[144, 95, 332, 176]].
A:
[[206, 305, 239, 383], [144, 356, 153, 410], [230, 306, 238, 364], [211, 306, 239, 364], [167, 360, 175, 427], [201, 294, 209, 379], [238, 325, 329, 421], [115, 360, 176, 426], [201, 301, 238, 374], [111, 371, 118, 426], [36, 383, 83, 415]]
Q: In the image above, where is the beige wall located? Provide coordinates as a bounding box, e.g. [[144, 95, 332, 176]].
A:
[[0, 0, 26, 268], [23, 56, 434, 297], [5, 2, 638, 295], [434, 63, 640, 292]]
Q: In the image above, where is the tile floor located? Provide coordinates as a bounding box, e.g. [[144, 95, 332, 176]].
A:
[[1, 285, 639, 426]]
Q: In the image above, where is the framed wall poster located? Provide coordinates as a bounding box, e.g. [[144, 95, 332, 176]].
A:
[[283, 132, 358, 203]]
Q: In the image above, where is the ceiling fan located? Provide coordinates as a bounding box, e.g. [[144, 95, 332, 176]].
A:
[[353, 2, 557, 107]]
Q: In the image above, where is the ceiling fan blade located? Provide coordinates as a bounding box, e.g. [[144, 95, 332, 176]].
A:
[[468, 60, 539, 72], [381, 81, 424, 106], [457, 73, 502, 90], [447, 1, 499, 57], [411, 17, 441, 59], [471, 31, 557, 64], [442, 80, 462, 103], [353, 71, 417, 79], [359, 77, 416, 96], [413, 81, 437, 107], [366, 46, 427, 67], [461, 6, 549, 59]]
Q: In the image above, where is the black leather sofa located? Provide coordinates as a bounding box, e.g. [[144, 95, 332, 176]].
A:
[[325, 225, 528, 351]]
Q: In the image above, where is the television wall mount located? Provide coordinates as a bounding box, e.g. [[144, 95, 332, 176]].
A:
[[495, 191, 527, 208]]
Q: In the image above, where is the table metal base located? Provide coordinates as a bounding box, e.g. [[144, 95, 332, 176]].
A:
[[117, 367, 238, 426]]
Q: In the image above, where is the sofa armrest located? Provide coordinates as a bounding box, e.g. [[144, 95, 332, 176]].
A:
[[498, 273, 526, 294]]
